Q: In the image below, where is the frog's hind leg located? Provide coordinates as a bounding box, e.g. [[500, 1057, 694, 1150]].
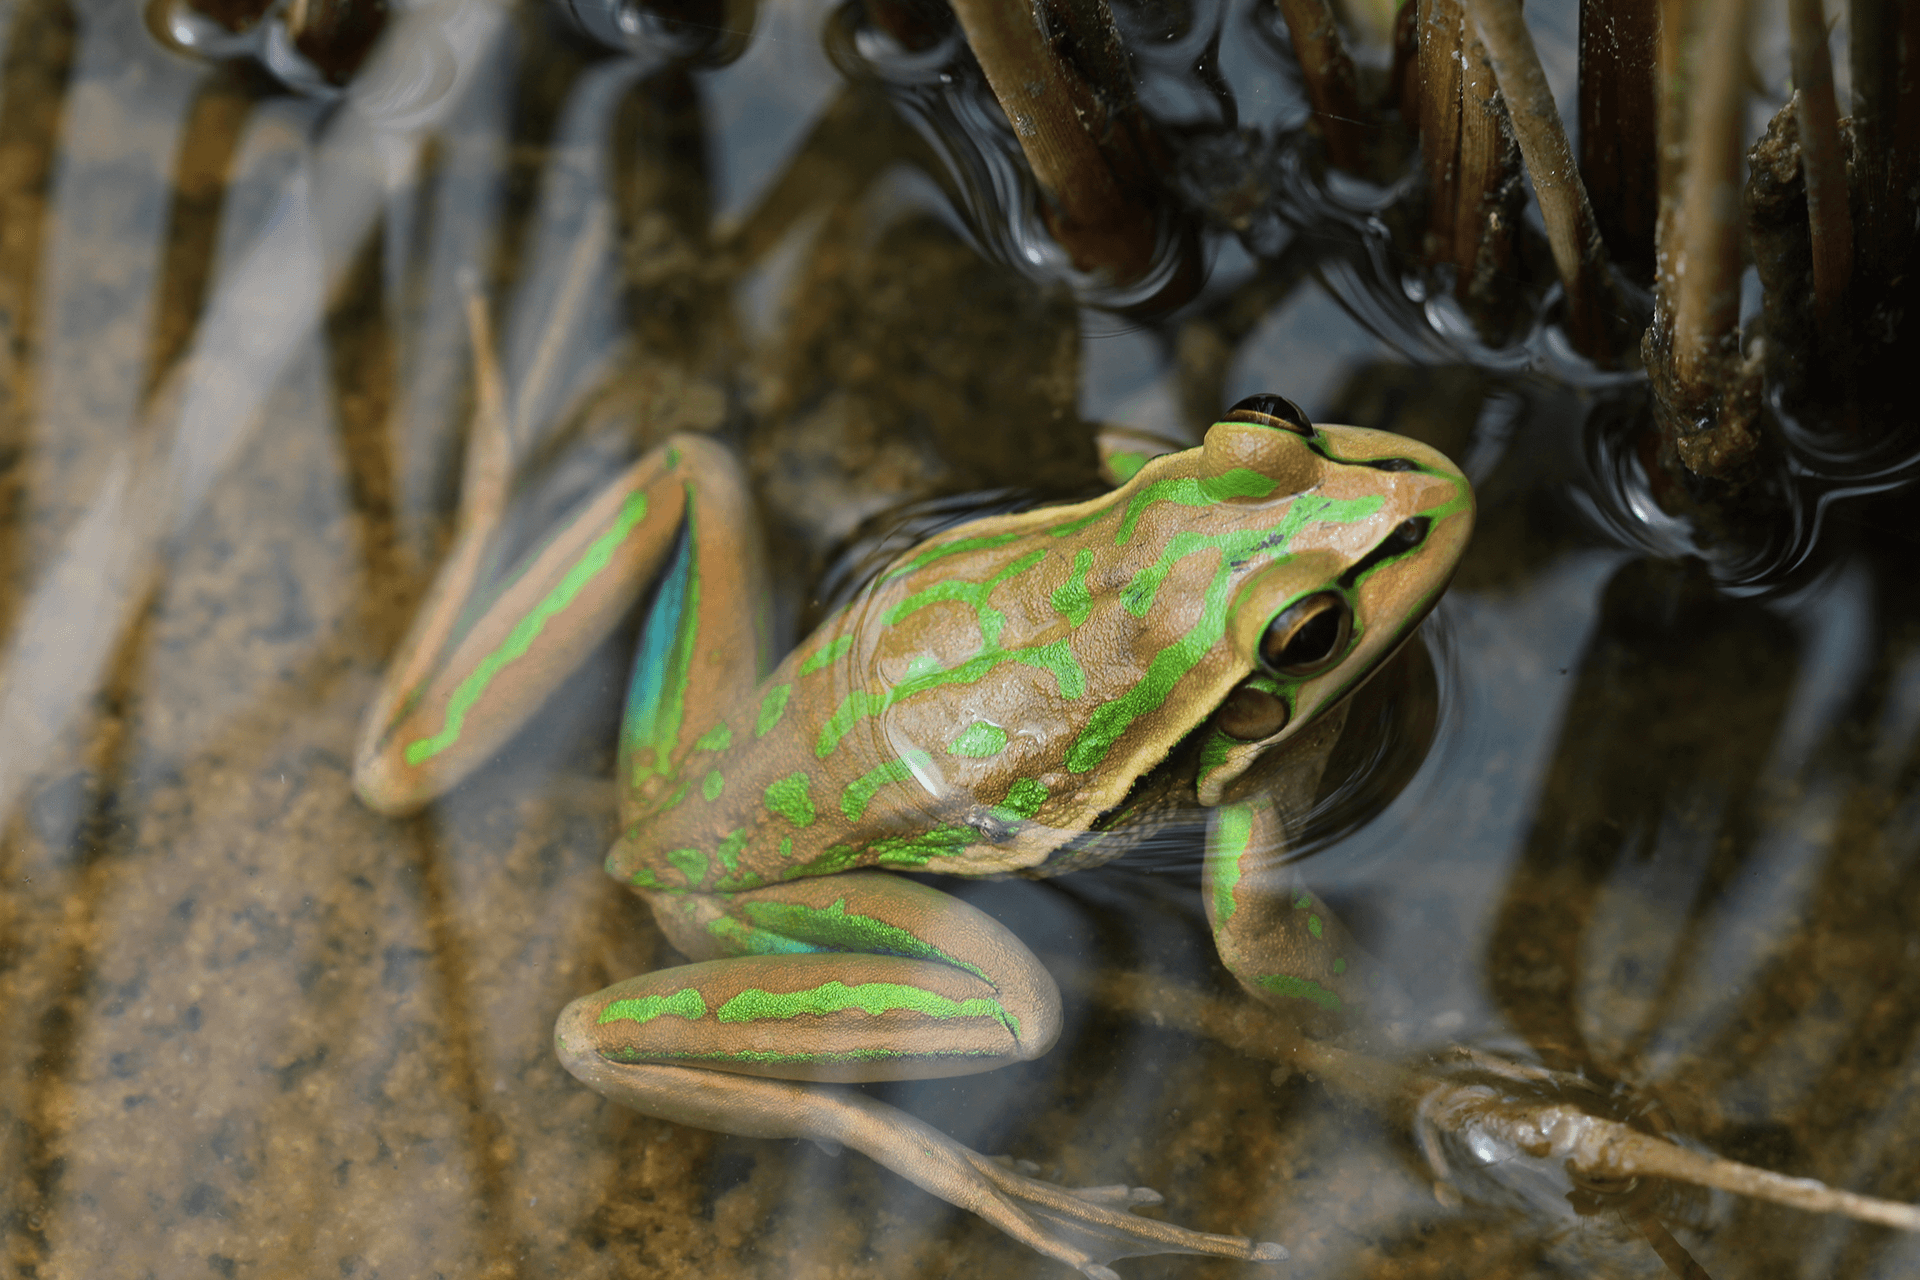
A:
[[572, 872, 1061, 1080], [555, 872, 1284, 1276], [352, 364, 767, 811]]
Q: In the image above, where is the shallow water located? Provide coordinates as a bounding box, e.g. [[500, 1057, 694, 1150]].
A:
[[0, 0, 1916, 1277]]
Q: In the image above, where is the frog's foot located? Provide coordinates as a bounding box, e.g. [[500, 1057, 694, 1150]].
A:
[[555, 1043, 1285, 1277]]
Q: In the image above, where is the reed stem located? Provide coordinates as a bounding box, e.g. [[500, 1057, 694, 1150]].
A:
[[1416, 0, 1523, 332], [1577, 0, 1656, 279], [1670, 0, 1751, 395], [1467, 0, 1624, 360], [1273, 0, 1367, 173], [1786, 0, 1851, 338], [948, 0, 1159, 284]]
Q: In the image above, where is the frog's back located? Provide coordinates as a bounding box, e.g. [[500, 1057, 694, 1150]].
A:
[[613, 419, 1468, 894]]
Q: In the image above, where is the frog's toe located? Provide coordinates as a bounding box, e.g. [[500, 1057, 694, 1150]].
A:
[[1050, 1182, 1159, 1208], [962, 1147, 1287, 1271]]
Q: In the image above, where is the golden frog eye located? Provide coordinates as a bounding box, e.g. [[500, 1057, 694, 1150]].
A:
[[1260, 591, 1351, 675], [1222, 394, 1313, 437], [1215, 681, 1291, 741]]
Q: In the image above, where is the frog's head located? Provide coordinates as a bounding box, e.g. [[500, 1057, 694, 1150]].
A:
[[1181, 395, 1474, 805]]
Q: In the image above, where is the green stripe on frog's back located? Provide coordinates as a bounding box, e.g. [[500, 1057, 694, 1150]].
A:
[[809, 486, 1381, 789], [1063, 491, 1380, 773], [623, 487, 700, 786], [404, 491, 652, 766], [812, 548, 1065, 758]]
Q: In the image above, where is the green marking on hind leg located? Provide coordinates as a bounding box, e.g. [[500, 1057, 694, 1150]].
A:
[[405, 492, 651, 765], [597, 987, 708, 1026], [715, 980, 1019, 1038], [734, 898, 991, 980]]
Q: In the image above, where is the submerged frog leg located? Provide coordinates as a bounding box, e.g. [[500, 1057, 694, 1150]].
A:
[[556, 872, 1285, 1274], [353, 430, 766, 815], [552, 1056, 1284, 1278]]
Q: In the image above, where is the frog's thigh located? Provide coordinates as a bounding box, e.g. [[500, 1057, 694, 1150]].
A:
[[1203, 797, 1366, 1020], [560, 873, 1061, 1083], [356, 435, 764, 814]]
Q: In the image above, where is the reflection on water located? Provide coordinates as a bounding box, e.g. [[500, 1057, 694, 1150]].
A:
[[0, 0, 1916, 1276]]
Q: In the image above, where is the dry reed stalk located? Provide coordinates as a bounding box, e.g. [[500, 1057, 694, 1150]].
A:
[[948, 0, 1160, 284], [1848, 0, 1920, 285], [1390, 0, 1419, 121], [1272, 0, 1367, 173], [1416, 0, 1466, 257], [1577, 0, 1656, 279], [1416, 0, 1523, 331], [1642, 0, 1763, 478], [1467, 0, 1624, 360], [1786, 0, 1851, 337], [1670, 0, 1751, 394], [1652, 0, 1691, 300]]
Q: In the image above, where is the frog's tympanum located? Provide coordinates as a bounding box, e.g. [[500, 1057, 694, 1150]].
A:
[[355, 393, 1474, 1277]]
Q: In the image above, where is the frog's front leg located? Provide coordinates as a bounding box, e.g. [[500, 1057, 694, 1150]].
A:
[[353, 432, 766, 815], [1204, 793, 1373, 1029], [555, 872, 1284, 1277]]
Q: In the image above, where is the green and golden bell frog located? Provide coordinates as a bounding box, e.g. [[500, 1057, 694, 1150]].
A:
[[354, 392, 1474, 1277]]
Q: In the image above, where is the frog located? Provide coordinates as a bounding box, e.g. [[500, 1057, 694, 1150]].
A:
[[353, 383, 1474, 1278]]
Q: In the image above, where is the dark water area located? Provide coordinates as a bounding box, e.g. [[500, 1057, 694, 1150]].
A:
[[0, 0, 1916, 1276]]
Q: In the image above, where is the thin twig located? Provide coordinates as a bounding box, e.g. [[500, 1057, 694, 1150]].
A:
[[1467, 0, 1626, 360], [1787, 0, 1851, 337]]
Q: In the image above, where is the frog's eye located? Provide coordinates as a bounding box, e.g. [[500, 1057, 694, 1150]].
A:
[[1215, 681, 1290, 741], [1222, 394, 1313, 437], [1260, 591, 1351, 675]]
